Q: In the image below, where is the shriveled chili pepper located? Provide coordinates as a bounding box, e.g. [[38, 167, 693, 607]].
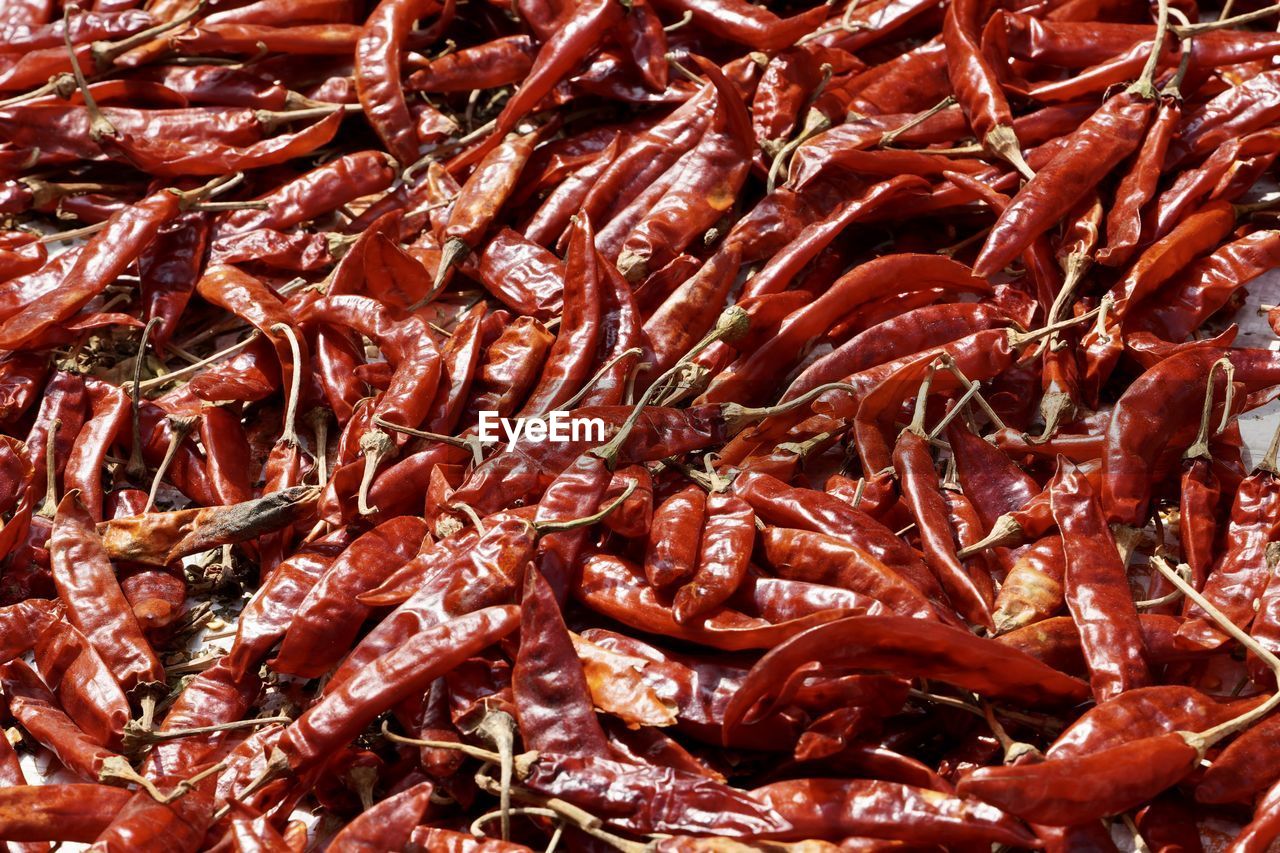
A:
[[958, 732, 1201, 825], [514, 216, 601, 418], [672, 492, 754, 624], [447, 0, 623, 171], [270, 515, 429, 678], [50, 491, 163, 692], [944, 0, 1033, 178], [278, 606, 520, 778], [1049, 459, 1151, 701]]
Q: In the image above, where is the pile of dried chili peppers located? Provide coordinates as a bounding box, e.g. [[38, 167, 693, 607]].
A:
[[4, 0, 1280, 845]]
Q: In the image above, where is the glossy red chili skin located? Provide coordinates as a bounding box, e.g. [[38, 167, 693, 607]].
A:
[[892, 430, 995, 629], [973, 92, 1152, 278], [645, 485, 706, 589], [959, 733, 1199, 826], [673, 493, 754, 624], [1050, 460, 1151, 701]]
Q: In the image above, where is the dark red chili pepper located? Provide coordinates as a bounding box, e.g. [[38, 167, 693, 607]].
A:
[[959, 732, 1200, 825], [515, 566, 612, 756], [447, 0, 623, 171], [972, 91, 1152, 278], [51, 492, 164, 692], [270, 516, 429, 678], [1049, 459, 1151, 701], [278, 606, 520, 777], [515, 216, 602, 417]]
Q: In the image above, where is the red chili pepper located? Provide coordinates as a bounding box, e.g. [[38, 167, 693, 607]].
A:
[[448, 0, 623, 171], [514, 216, 602, 417], [271, 516, 429, 678], [50, 492, 163, 692], [672, 492, 754, 624], [959, 732, 1200, 825], [972, 91, 1152, 278], [515, 566, 612, 757], [278, 606, 519, 777]]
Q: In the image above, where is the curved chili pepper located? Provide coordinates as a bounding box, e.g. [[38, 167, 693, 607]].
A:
[[354, 0, 452, 163], [972, 91, 1152, 278], [958, 732, 1200, 825], [724, 616, 1089, 739], [515, 216, 602, 417], [0, 660, 118, 782], [221, 150, 395, 234], [447, 0, 622, 171], [327, 782, 434, 850], [436, 128, 537, 286], [644, 485, 705, 589], [32, 618, 131, 749], [0, 783, 132, 843], [515, 565, 612, 756], [1096, 98, 1179, 268], [992, 536, 1065, 634], [278, 606, 519, 777], [894, 429, 995, 630], [944, 0, 1032, 177], [614, 56, 752, 283], [271, 516, 429, 678], [1051, 685, 1263, 760], [754, 777, 1037, 845], [648, 0, 826, 50]]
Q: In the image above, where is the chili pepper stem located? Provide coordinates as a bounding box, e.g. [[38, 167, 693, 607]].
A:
[[306, 410, 330, 484], [124, 716, 292, 752], [542, 347, 645, 416], [1150, 557, 1280, 752], [63, 5, 115, 141], [534, 480, 637, 532], [766, 108, 830, 194], [125, 318, 161, 483], [927, 381, 983, 441], [593, 308, 749, 467], [35, 419, 61, 519], [719, 382, 859, 433], [957, 513, 1025, 558], [357, 429, 396, 516], [90, 0, 208, 69], [143, 415, 198, 512], [373, 415, 486, 464], [1174, 1, 1280, 35], [1126, 0, 1171, 98], [214, 747, 291, 821], [880, 96, 956, 148], [1256, 410, 1280, 475], [1161, 8, 1195, 97], [137, 332, 259, 392], [938, 354, 1006, 432], [270, 323, 303, 447], [1007, 303, 1105, 348], [984, 125, 1035, 182], [433, 237, 470, 293], [40, 220, 108, 243], [904, 361, 939, 437], [99, 755, 170, 801], [473, 774, 647, 853], [255, 103, 360, 133], [381, 721, 540, 775], [1184, 359, 1233, 460], [0, 73, 75, 108], [476, 710, 516, 841]]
